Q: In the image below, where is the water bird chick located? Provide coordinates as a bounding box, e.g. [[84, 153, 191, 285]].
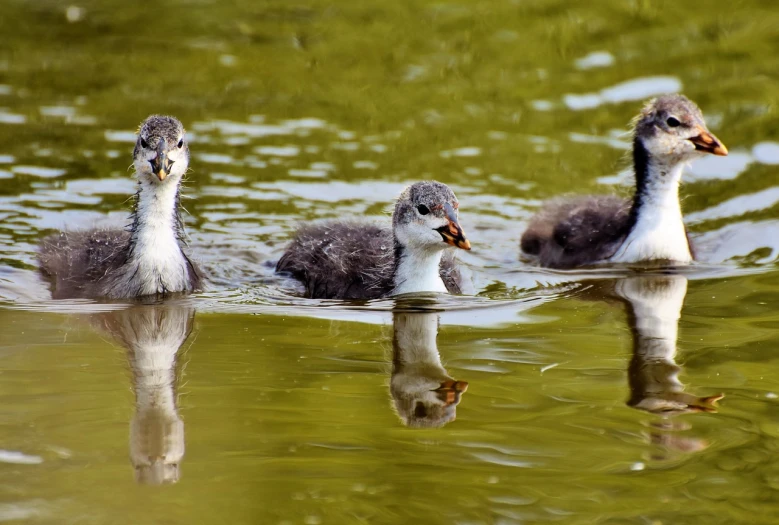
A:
[[38, 115, 202, 299], [521, 94, 728, 268], [276, 181, 471, 299]]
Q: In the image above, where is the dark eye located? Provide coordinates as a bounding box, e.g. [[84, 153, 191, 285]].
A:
[[417, 204, 430, 215], [666, 116, 681, 127], [177, 139, 184, 148], [140, 137, 149, 149]]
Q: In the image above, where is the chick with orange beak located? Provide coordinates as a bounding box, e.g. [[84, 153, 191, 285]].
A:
[[37, 115, 202, 299], [390, 181, 470, 295], [521, 94, 728, 268], [277, 181, 472, 299]]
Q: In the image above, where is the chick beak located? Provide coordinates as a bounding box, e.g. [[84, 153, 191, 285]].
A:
[[433, 379, 469, 405], [689, 127, 728, 156], [436, 202, 471, 250], [151, 139, 171, 181]]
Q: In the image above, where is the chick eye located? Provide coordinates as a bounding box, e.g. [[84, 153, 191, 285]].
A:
[[140, 137, 149, 149], [666, 116, 681, 128], [177, 139, 184, 148], [417, 204, 430, 215]]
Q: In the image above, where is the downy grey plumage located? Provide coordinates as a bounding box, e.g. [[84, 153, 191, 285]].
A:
[[521, 94, 728, 268], [276, 181, 471, 299], [38, 115, 201, 299]]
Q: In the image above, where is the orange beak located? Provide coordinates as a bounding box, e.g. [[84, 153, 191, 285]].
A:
[[689, 127, 728, 156], [436, 202, 471, 250]]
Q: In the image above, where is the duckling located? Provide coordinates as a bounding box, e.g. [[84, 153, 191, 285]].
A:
[[38, 115, 202, 299], [521, 94, 728, 268], [390, 311, 468, 428], [276, 181, 471, 299]]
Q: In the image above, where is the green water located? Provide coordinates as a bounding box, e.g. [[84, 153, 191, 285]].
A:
[[1, 1, 779, 523]]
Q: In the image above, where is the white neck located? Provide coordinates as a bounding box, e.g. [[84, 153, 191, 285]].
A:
[[610, 161, 692, 264], [392, 246, 447, 296], [126, 179, 191, 295]]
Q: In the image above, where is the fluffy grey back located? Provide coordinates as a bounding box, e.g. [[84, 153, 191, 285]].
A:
[[520, 195, 632, 268], [276, 222, 395, 299], [39, 229, 132, 299], [276, 221, 462, 299]]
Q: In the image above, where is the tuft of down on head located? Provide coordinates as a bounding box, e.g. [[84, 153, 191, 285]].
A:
[[633, 94, 727, 162], [133, 115, 190, 184], [392, 181, 470, 252]]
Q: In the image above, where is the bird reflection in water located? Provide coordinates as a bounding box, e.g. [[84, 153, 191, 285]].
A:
[[390, 309, 468, 428], [93, 304, 194, 484], [616, 274, 723, 456]]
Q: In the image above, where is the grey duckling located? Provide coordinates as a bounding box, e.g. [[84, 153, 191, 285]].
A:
[[521, 94, 727, 269], [276, 181, 471, 299], [38, 115, 202, 299]]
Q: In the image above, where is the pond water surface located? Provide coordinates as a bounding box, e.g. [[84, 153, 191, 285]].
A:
[[1, 1, 779, 524]]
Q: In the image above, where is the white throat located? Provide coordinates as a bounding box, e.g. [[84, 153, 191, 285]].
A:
[[126, 178, 191, 295], [610, 161, 692, 264], [391, 245, 447, 296]]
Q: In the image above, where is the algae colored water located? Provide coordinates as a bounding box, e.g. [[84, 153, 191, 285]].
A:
[[1, 1, 779, 523]]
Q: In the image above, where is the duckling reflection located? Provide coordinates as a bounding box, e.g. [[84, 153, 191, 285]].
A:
[[617, 275, 723, 415], [391, 311, 468, 428], [94, 305, 193, 484], [616, 274, 723, 455]]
